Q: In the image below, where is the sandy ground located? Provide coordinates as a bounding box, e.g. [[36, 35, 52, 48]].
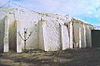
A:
[[0, 48, 100, 66]]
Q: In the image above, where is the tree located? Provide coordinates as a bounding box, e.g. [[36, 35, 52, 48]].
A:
[[18, 28, 33, 51]]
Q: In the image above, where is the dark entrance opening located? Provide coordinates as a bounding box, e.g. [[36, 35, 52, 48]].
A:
[[91, 30, 100, 47], [9, 21, 17, 52]]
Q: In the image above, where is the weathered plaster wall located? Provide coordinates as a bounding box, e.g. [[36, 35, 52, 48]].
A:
[[0, 18, 5, 52], [36, 13, 69, 51], [73, 21, 86, 48], [15, 9, 40, 52], [69, 21, 74, 48], [0, 8, 94, 53], [43, 18, 61, 51], [61, 24, 70, 50], [4, 16, 9, 52], [73, 21, 80, 48], [6, 13, 17, 52], [68, 20, 94, 48], [9, 20, 17, 51], [38, 20, 45, 50], [85, 25, 94, 47], [13, 8, 69, 52]]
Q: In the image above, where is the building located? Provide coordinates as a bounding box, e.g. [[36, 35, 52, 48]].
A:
[[0, 8, 94, 53]]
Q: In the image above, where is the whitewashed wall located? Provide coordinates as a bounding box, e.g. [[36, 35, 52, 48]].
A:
[[6, 8, 70, 52], [67, 20, 94, 48], [85, 25, 94, 47], [0, 8, 94, 53], [38, 20, 46, 50], [60, 24, 70, 50], [15, 8, 41, 52], [4, 16, 9, 52], [42, 17, 61, 51]]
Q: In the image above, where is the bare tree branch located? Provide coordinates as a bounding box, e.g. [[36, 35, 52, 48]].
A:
[[26, 31, 33, 40], [18, 28, 33, 50], [18, 31, 24, 40]]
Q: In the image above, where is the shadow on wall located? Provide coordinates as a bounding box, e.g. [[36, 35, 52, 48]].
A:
[[92, 30, 100, 47], [0, 18, 5, 53], [9, 20, 17, 52]]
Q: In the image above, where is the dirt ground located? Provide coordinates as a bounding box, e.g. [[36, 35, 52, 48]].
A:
[[0, 48, 100, 66]]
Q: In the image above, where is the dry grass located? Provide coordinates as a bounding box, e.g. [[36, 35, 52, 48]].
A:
[[0, 48, 100, 66]]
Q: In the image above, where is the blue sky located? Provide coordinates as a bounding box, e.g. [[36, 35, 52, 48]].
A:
[[0, 0, 100, 26]]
